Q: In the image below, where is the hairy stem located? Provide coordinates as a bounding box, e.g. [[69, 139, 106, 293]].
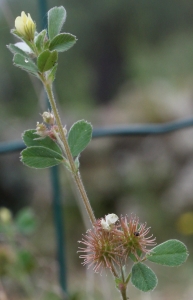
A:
[[120, 286, 128, 300], [111, 264, 119, 278], [111, 264, 129, 300], [119, 266, 129, 300], [41, 77, 96, 225]]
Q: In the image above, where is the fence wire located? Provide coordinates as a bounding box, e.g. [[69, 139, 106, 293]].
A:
[[1, 117, 193, 154]]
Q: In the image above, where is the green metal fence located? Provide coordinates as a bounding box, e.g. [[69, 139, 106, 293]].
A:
[[1, 0, 193, 297]]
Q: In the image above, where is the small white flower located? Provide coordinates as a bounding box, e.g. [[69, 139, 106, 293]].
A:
[[101, 214, 119, 230], [101, 218, 110, 230], [105, 213, 119, 225]]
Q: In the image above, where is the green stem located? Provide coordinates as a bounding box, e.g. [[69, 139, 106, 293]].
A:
[[119, 266, 129, 300], [111, 264, 119, 278], [125, 272, 131, 284], [111, 263, 129, 300], [41, 77, 96, 225], [120, 287, 128, 300], [120, 264, 125, 282]]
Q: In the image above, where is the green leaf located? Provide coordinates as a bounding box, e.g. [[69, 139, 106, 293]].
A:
[[13, 53, 38, 75], [67, 120, 93, 157], [47, 64, 58, 83], [115, 277, 123, 289], [131, 262, 158, 292], [22, 129, 62, 155], [16, 249, 36, 273], [11, 28, 23, 40], [49, 33, 77, 52], [16, 208, 37, 235], [7, 44, 29, 58], [35, 30, 47, 52], [48, 6, 66, 40], [21, 146, 64, 169], [129, 249, 142, 262], [10, 29, 34, 50], [147, 239, 188, 266], [43, 291, 62, 300], [74, 156, 80, 171], [37, 50, 58, 72]]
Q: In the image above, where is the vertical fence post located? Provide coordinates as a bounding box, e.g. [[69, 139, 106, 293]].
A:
[[50, 166, 67, 295], [38, 0, 67, 296], [38, 0, 48, 29]]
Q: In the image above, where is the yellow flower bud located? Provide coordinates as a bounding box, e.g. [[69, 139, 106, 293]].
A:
[[15, 11, 36, 41]]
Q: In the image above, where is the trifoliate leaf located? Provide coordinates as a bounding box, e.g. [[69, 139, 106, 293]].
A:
[[7, 43, 30, 58], [131, 262, 158, 292], [48, 6, 66, 40], [35, 30, 47, 52], [21, 146, 64, 169], [37, 50, 58, 72], [67, 120, 93, 157], [147, 239, 188, 266], [49, 33, 77, 52], [13, 53, 38, 75]]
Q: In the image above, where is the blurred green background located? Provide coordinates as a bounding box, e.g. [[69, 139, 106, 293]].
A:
[[0, 0, 193, 299]]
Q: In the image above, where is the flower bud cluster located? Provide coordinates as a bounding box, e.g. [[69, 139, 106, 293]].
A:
[[42, 112, 55, 125], [35, 112, 67, 141], [35, 111, 63, 141], [78, 214, 156, 273], [36, 122, 47, 137]]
